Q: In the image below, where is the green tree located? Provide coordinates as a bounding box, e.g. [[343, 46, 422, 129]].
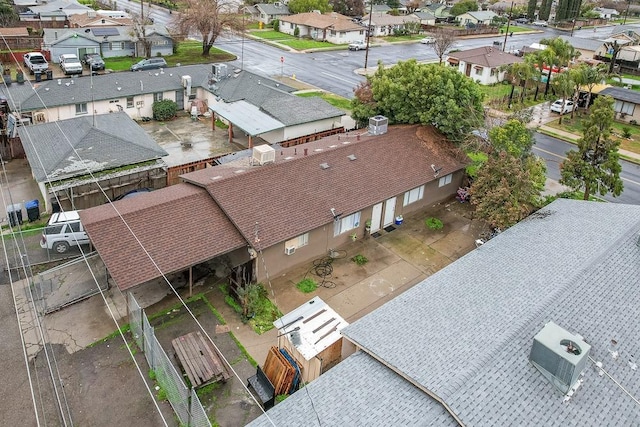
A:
[[288, 0, 332, 13], [329, 0, 364, 16], [560, 96, 623, 200], [0, 0, 18, 27], [450, 0, 478, 16], [526, 0, 536, 20], [506, 61, 535, 105], [538, 37, 579, 97], [350, 60, 484, 140], [470, 151, 546, 229], [539, 0, 552, 20], [488, 119, 534, 157], [551, 71, 575, 125]]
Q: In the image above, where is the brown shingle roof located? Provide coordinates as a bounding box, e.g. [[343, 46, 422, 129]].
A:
[[79, 183, 246, 290], [0, 27, 30, 37], [69, 12, 132, 27], [448, 46, 523, 68], [280, 12, 364, 31], [183, 125, 467, 250]]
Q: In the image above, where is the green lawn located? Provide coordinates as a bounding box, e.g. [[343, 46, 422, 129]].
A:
[[478, 83, 513, 101], [296, 91, 352, 111], [546, 115, 640, 154], [279, 39, 334, 49], [104, 40, 236, 71], [248, 30, 295, 40], [499, 25, 530, 33]]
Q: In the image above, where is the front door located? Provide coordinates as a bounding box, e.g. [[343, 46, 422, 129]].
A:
[[383, 197, 396, 227], [465, 63, 472, 77], [370, 202, 383, 233]]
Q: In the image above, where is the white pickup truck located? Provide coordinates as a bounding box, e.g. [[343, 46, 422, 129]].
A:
[[59, 54, 83, 75], [23, 52, 49, 74]]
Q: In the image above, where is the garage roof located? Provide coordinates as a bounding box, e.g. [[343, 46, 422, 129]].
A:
[[79, 183, 246, 290], [210, 100, 284, 136]]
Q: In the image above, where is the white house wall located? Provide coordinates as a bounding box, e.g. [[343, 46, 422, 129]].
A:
[[325, 29, 366, 44], [282, 118, 341, 140]]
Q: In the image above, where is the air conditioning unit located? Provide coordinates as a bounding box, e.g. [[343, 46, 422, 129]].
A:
[[285, 246, 296, 255], [369, 115, 388, 135], [181, 75, 191, 88], [253, 145, 275, 165]]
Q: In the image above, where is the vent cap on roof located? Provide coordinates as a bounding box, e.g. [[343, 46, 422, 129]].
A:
[[369, 115, 388, 135], [529, 321, 591, 394]]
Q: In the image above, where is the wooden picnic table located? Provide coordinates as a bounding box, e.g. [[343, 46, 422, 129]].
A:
[[171, 331, 230, 388]]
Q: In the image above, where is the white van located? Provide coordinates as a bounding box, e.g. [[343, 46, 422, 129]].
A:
[[40, 210, 89, 253]]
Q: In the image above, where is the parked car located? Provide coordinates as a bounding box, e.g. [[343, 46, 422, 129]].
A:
[[515, 17, 529, 24], [550, 99, 576, 114], [23, 52, 49, 75], [420, 36, 436, 44], [533, 20, 548, 27], [348, 40, 367, 51], [130, 57, 167, 71], [59, 53, 83, 75], [40, 210, 89, 253], [82, 53, 105, 71]]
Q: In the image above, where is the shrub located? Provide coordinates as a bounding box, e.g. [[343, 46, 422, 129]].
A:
[[425, 217, 443, 230], [152, 99, 177, 121], [622, 127, 632, 139], [294, 27, 300, 37], [272, 19, 279, 31], [351, 254, 368, 266], [630, 119, 638, 126], [296, 278, 317, 293]]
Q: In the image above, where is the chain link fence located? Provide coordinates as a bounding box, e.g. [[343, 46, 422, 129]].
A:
[[128, 293, 212, 427]]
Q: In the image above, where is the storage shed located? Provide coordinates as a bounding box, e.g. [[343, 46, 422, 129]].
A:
[[273, 297, 348, 383]]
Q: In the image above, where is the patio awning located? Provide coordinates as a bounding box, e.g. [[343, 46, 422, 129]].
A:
[[210, 100, 285, 136]]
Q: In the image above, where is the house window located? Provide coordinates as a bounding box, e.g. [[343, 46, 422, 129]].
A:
[[152, 40, 169, 46], [154, 92, 163, 102], [285, 233, 309, 249], [490, 68, 496, 76], [614, 100, 634, 115], [126, 97, 134, 108], [439, 174, 453, 187], [474, 67, 483, 76], [330, 30, 336, 36], [403, 185, 425, 206], [109, 42, 124, 50], [334, 212, 361, 236], [75, 103, 88, 115]]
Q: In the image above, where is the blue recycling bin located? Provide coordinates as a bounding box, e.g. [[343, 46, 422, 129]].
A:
[[25, 199, 40, 222]]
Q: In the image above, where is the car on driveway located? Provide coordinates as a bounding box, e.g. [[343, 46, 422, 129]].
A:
[[533, 20, 548, 27], [550, 99, 576, 114], [82, 53, 105, 71], [130, 57, 167, 71], [420, 36, 436, 44], [515, 17, 529, 24], [348, 40, 366, 51], [59, 53, 83, 75], [40, 210, 89, 253]]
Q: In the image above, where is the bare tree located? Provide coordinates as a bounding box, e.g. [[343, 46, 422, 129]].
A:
[[432, 30, 457, 65], [174, 0, 237, 56], [129, 9, 155, 59]]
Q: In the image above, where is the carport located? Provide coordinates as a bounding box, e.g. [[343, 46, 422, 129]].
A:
[[209, 100, 284, 148], [79, 182, 252, 299]]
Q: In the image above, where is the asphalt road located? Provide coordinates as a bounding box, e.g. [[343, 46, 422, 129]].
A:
[[534, 133, 640, 204]]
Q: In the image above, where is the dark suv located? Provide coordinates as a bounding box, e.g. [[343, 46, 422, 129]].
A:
[[82, 53, 105, 71], [130, 57, 167, 71]]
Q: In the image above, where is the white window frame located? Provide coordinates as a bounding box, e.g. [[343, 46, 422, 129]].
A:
[[438, 173, 452, 187], [614, 100, 634, 115], [126, 97, 134, 108], [333, 212, 361, 236], [154, 92, 163, 102], [75, 103, 87, 115], [403, 185, 425, 206], [285, 233, 309, 249]]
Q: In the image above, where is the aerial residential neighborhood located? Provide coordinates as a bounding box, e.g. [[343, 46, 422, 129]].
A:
[[0, 0, 639, 425]]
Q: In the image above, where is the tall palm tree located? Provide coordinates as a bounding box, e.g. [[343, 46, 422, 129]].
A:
[[539, 37, 580, 97], [552, 72, 575, 125]]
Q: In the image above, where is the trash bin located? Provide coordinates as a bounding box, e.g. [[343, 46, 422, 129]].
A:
[[51, 198, 60, 214], [7, 203, 23, 227], [16, 72, 24, 84], [34, 71, 41, 82], [394, 215, 404, 226], [46, 70, 53, 80], [25, 199, 40, 222]]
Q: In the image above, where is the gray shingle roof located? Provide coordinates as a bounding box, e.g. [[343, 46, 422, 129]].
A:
[[246, 351, 457, 427], [261, 96, 344, 126], [18, 112, 167, 182], [255, 3, 290, 15], [43, 25, 171, 45], [249, 199, 640, 426], [600, 86, 640, 105], [0, 64, 213, 111]]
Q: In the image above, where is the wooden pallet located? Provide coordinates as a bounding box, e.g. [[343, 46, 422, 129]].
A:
[[262, 346, 298, 396], [172, 331, 230, 388]]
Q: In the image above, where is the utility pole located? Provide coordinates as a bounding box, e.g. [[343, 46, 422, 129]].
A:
[[502, 1, 514, 52], [624, 0, 631, 25], [364, 0, 374, 70]]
